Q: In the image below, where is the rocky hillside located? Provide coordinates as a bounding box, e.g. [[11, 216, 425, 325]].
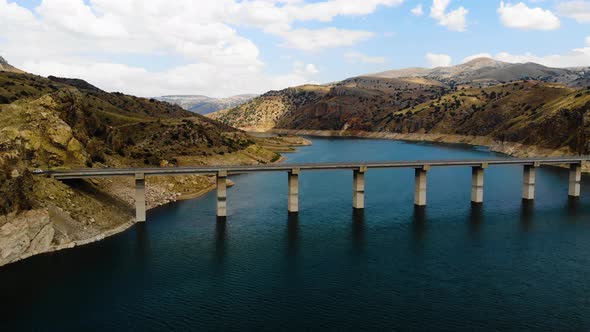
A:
[[0, 70, 301, 267], [0, 56, 23, 74], [157, 94, 257, 114], [210, 59, 590, 156], [210, 79, 449, 131]]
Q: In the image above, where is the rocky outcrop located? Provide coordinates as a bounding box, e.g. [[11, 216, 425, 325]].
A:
[[0, 209, 53, 265], [0, 95, 89, 168]]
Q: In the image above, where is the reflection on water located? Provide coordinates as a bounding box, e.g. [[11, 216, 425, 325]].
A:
[[351, 209, 365, 254], [286, 213, 299, 257], [134, 223, 150, 256], [469, 203, 484, 236], [215, 217, 227, 264], [411, 205, 427, 243], [520, 199, 535, 232], [566, 196, 580, 217]]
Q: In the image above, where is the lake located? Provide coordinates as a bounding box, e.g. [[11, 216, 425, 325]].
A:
[[2, 137, 590, 331]]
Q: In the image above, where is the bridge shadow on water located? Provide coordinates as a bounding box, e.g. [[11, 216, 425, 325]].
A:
[[214, 217, 227, 267], [520, 199, 535, 232], [286, 212, 299, 258], [468, 202, 484, 237], [351, 209, 366, 255], [565, 196, 580, 218], [411, 205, 427, 242]]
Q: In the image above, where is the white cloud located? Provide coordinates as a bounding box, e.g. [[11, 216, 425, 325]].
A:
[[21, 58, 316, 98], [462, 53, 493, 63], [227, 0, 404, 28], [0, 0, 404, 96], [344, 52, 387, 64], [430, 0, 469, 32], [292, 62, 320, 75], [498, 1, 560, 30], [277, 28, 374, 51], [0, 0, 38, 33], [425, 53, 452, 67], [557, 1, 590, 23], [36, 0, 127, 38], [411, 4, 424, 16], [229, 0, 403, 50], [462, 37, 590, 68]]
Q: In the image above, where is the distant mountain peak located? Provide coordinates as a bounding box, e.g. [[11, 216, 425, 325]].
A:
[[462, 57, 502, 65], [366, 58, 584, 86], [156, 94, 258, 115]]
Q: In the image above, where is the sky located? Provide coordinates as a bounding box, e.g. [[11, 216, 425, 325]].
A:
[[0, 0, 589, 97]]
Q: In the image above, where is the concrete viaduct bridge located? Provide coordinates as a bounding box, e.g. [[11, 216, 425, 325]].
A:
[[44, 157, 589, 222]]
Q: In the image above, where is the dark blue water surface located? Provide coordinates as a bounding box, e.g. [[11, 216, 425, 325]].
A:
[[3, 137, 590, 331]]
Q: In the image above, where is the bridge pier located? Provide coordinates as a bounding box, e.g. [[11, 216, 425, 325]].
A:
[[135, 173, 146, 222], [522, 163, 538, 200], [288, 168, 300, 213], [217, 170, 227, 217], [471, 164, 487, 204], [414, 166, 429, 206], [353, 167, 367, 209], [569, 163, 582, 198]]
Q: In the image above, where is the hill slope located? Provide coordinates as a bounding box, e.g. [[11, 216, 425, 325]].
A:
[[210, 77, 590, 156], [210, 79, 447, 131], [0, 56, 24, 74], [0, 71, 292, 266]]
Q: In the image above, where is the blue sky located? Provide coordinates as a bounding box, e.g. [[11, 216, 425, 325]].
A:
[[1, 0, 589, 97]]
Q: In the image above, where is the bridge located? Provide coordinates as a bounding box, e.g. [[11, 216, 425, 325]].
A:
[[43, 157, 589, 222]]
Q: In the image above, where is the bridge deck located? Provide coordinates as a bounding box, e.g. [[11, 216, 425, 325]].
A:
[[43, 156, 588, 179]]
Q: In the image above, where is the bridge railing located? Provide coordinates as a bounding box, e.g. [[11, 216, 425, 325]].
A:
[[41, 157, 588, 222]]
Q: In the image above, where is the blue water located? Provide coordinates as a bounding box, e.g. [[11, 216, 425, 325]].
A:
[[3, 137, 590, 331]]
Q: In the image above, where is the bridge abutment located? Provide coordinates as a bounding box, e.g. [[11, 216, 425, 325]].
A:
[[135, 173, 146, 222], [471, 164, 487, 204], [288, 168, 300, 213], [522, 163, 538, 200], [569, 163, 582, 198], [414, 166, 429, 206], [353, 167, 367, 209], [217, 170, 227, 217]]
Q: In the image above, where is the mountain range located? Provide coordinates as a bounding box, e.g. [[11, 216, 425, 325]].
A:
[[210, 58, 590, 156], [156, 94, 257, 114], [369, 57, 589, 87]]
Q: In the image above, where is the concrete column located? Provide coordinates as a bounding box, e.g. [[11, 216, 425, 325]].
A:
[[522, 164, 538, 200], [135, 173, 146, 222], [353, 166, 367, 209], [217, 170, 227, 217], [288, 168, 300, 213], [414, 166, 429, 206], [471, 163, 487, 204], [569, 163, 582, 198]]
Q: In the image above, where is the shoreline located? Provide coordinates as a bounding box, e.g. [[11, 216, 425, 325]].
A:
[[3, 131, 577, 267], [47, 129, 580, 258], [268, 129, 583, 168], [1, 153, 288, 267]]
